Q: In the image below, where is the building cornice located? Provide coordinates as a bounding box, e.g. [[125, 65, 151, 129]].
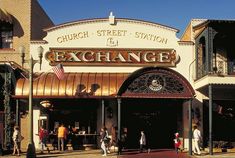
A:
[[44, 18, 179, 33], [30, 40, 48, 44]]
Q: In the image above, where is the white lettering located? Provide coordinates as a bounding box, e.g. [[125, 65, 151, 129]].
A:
[[67, 52, 81, 61], [143, 52, 156, 62], [55, 51, 66, 61], [127, 52, 141, 62], [159, 52, 170, 62], [81, 51, 95, 62], [96, 52, 111, 62], [112, 53, 126, 62]]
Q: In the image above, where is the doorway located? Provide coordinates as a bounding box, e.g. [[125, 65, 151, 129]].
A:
[[122, 98, 183, 149]]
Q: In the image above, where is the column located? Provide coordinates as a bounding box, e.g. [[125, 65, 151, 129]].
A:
[[16, 99, 19, 126], [117, 98, 121, 140], [209, 84, 213, 155], [188, 99, 193, 155], [101, 99, 105, 127]]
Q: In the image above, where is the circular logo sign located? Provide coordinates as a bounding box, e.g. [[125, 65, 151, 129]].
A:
[[149, 79, 163, 92]]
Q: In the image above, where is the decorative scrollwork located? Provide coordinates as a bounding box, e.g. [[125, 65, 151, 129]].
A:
[[126, 72, 185, 94]]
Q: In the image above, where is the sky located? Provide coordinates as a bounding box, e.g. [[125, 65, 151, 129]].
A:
[[38, 0, 235, 37]]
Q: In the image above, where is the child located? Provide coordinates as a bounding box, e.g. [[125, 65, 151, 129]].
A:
[[174, 132, 181, 154]]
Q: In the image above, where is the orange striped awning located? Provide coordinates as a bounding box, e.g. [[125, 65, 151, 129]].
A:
[[0, 8, 12, 23], [14, 73, 129, 98]]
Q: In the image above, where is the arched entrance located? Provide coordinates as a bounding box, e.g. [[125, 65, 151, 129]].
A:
[[117, 67, 195, 149]]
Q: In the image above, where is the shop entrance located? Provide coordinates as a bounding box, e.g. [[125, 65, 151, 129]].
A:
[[122, 98, 183, 149], [48, 99, 98, 133], [41, 98, 99, 150]]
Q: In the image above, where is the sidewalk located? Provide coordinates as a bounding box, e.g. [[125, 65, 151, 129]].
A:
[[2, 150, 118, 158], [3, 149, 235, 158], [193, 150, 235, 158]]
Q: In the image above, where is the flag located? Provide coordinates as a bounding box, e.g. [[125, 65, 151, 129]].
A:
[[52, 63, 65, 80]]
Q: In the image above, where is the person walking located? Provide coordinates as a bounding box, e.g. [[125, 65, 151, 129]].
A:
[[100, 127, 108, 156], [12, 126, 23, 156], [193, 125, 201, 155], [57, 123, 67, 151], [139, 130, 146, 153], [174, 132, 181, 154], [39, 126, 50, 154]]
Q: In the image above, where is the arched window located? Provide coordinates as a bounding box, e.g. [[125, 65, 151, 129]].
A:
[[0, 22, 13, 49]]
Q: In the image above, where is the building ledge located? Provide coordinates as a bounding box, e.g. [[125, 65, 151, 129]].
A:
[[194, 75, 235, 90]]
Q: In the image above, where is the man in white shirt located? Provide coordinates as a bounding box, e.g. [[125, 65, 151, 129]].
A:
[[139, 131, 146, 153], [193, 125, 201, 155]]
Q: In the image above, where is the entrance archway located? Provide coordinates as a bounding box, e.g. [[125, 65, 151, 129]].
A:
[[118, 67, 195, 98], [117, 67, 195, 149]]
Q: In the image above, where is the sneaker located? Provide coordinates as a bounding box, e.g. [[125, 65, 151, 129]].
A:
[[102, 154, 107, 156], [107, 150, 110, 153]]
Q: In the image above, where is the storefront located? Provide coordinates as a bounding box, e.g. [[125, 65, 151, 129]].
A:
[[1, 1, 235, 155], [11, 13, 198, 150]]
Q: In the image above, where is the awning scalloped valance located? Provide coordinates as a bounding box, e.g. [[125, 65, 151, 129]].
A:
[[0, 8, 13, 24]]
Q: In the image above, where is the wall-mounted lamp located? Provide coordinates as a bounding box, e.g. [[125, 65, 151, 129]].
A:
[[40, 100, 51, 108]]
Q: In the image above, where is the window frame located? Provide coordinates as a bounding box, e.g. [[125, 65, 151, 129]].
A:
[[0, 22, 13, 49]]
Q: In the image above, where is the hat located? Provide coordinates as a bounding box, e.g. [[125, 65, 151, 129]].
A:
[[175, 132, 179, 137]]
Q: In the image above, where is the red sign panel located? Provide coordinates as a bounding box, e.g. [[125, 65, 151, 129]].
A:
[[45, 48, 178, 67]]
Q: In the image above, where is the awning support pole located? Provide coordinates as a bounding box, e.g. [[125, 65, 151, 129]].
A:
[[209, 84, 213, 155], [101, 99, 105, 127], [16, 99, 19, 126], [117, 98, 121, 140]]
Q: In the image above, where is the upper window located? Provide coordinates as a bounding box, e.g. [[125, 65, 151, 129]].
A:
[[0, 22, 13, 49]]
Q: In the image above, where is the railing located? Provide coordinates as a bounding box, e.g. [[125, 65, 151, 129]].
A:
[[196, 61, 235, 80], [228, 61, 235, 75], [197, 64, 207, 79]]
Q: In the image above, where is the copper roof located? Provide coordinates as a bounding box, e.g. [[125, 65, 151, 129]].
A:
[[0, 8, 12, 23], [14, 73, 129, 98]]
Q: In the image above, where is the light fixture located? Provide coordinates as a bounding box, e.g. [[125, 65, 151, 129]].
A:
[[40, 100, 51, 108], [37, 46, 44, 70], [19, 45, 44, 70], [19, 45, 44, 157]]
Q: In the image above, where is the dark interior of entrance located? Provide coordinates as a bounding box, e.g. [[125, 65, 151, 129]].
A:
[[203, 100, 235, 148], [122, 98, 183, 149]]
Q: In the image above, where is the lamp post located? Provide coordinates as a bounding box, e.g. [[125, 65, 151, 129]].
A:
[[19, 46, 44, 158]]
